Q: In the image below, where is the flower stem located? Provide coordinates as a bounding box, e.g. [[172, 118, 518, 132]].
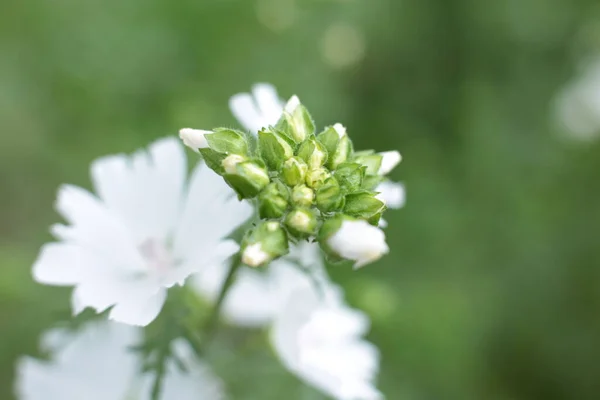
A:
[[202, 251, 243, 343]]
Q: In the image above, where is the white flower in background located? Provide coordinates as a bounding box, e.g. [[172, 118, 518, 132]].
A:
[[32, 138, 252, 326], [375, 181, 406, 228], [229, 83, 286, 133], [375, 181, 405, 210], [179, 128, 212, 152], [194, 241, 328, 327], [378, 151, 401, 176], [328, 220, 389, 269], [555, 58, 600, 141], [15, 322, 225, 400], [272, 285, 382, 400]]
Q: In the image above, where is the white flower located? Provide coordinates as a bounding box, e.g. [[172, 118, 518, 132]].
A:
[[15, 322, 226, 400], [328, 220, 389, 269], [179, 128, 212, 151], [375, 181, 405, 209], [555, 58, 600, 141], [229, 83, 286, 133], [378, 151, 401, 176], [32, 138, 252, 326], [284, 95, 301, 114], [271, 285, 383, 400], [194, 242, 327, 327]]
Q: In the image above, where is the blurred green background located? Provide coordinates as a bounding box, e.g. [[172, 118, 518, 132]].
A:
[[2, 0, 600, 399]]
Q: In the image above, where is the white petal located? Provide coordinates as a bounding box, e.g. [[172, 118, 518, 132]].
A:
[[252, 83, 284, 126], [229, 93, 264, 133], [108, 289, 167, 326], [378, 150, 402, 175], [54, 185, 145, 272], [375, 181, 406, 209], [328, 220, 389, 268], [173, 162, 252, 261], [179, 128, 211, 151], [152, 340, 226, 400], [32, 243, 86, 286], [15, 322, 139, 400], [90, 137, 186, 243]]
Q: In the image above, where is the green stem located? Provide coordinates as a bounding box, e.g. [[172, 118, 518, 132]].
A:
[[202, 251, 243, 343]]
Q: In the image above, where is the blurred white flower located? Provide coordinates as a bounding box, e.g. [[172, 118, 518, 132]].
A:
[[229, 83, 286, 133], [272, 285, 382, 400], [375, 181, 405, 209], [378, 151, 402, 176], [555, 58, 600, 141], [32, 138, 252, 326], [194, 241, 327, 327], [15, 322, 226, 400], [328, 220, 389, 269]]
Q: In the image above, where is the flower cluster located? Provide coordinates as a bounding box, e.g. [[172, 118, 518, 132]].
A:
[[180, 94, 401, 268]]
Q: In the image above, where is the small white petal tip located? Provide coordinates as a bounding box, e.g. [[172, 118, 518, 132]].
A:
[[284, 95, 301, 113], [378, 150, 402, 175], [333, 123, 347, 138], [242, 243, 270, 267], [179, 128, 211, 152]]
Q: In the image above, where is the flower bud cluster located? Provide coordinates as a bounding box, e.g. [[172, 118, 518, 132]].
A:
[[181, 98, 401, 267]]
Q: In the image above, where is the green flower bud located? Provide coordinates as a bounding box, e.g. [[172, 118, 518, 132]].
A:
[[242, 221, 289, 267], [361, 174, 385, 191], [334, 162, 366, 192], [221, 154, 247, 174], [284, 208, 318, 239], [353, 153, 383, 176], [277, 96, 315, 143], [258, 129, 295, 171], [224, 159, 270, 199], [205, 128, 248, 156], [318, 124, 352, 170], [343, 191, 387, 225], [281, 157, 308, 187], [297, 138, 328, 170], [258, 181, 290, 219], [306, 167, 331, 189], [291, 184, 315, 207], [316, 177, 345, 213]]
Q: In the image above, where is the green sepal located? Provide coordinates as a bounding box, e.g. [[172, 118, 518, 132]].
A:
[[316, 177, 345, 213], [284, 208, 319, 239], [334, 162, 366, 192], [205, 128, 248, 155], [344, 191, 387, 220], [199, 148, 227, 175], [258, 129, 294, 171]]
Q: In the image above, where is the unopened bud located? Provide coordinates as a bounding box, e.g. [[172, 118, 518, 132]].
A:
[[179, 128, 211, 152], [222, 154, 246, 174], [258, 129, 295, 171], [224, 160, 270, 199], [354, 153, 383, 176], [316, 177, 344, 213], [284, 208, 318, 239], [204, 128, 248, 156], [297, 138, 328, 169], [343, 191, 387, 225], [291, 184, 315, 207], [281, 157, 308, 187], [241, 221, 289, 267], [277, 96, 315, 143], [306, 167, 331, 189], [258, 181, 290, 219], [334, 162, 365, 192]]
